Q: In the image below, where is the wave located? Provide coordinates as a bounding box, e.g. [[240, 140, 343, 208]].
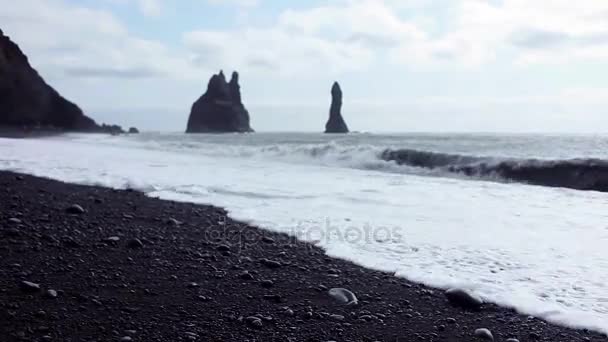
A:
[[381, 149, 608, 192], [65, 134, 608, 192]]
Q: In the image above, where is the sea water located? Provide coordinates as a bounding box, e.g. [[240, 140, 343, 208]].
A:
[[1, 132, 608, 333]]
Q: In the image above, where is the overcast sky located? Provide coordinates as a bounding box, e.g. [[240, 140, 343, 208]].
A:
[[3, 0, 608, 132]]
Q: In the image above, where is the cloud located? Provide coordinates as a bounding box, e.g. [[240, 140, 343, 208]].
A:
[[64, 66, 161, 79], [184, 0, 427, 75], [137, 0, 161, 17], [432, 0, 608, 65], [0, 0, 203, 81], [104, 0, 162, 17], [206, 0, 258, 7]]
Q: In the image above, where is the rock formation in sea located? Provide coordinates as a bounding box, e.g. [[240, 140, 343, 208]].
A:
[[128, 127, 139, 134], [0, 29, 123, 133], [324, 82, 349, 134], [186, 70, 253, 133]]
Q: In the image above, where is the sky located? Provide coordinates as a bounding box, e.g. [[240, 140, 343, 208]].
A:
[[3, 0, 608, 132]]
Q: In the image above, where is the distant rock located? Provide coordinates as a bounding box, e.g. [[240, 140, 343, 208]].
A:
[[0, 29, 124, 133], [128, 127, 139, 134], [324, 82, 349, 133], [99, 123, 124, 135], [186, 70, 253, 133]]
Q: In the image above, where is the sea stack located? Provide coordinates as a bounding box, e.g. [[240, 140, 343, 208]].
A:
[[0, 29, 105, 131], [186, 70, 253, 133], [324, 81, 349, 134]]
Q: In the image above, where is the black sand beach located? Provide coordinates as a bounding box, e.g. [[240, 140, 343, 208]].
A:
[[0, 170, 605, 341]]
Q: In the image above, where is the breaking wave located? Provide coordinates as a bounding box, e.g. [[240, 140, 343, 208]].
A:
[[381, 148, 608, 192], [65, 134, 608, 192]]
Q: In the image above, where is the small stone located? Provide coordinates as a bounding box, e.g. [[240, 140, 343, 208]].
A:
[[63, 238, 81, 248], [328, 288, 358, 305], [474, 328, 494, 341], [8, 218, 22, 224], [240, 271, 254, 280], [445, 288, 483, 310], [20, 281, 41, 293], [263, 294, 283, 303], [106, 236, 120, 242], [167, 218, 182, 226], [120, 337, 132, 342], [329, 314, 345, 321], [216, 244, 231, 252], [65, 204, 85, 214], [506, 339, 520, 342], [260, 258, 281, 269], [187, 282, 199, 288], [262, 236, 275, 243], [127, 238, 144, 249], [5, 228, 20, 237], [245, 316, 263, 329], [260, 279, 274, 288], [45, 289, 58, 298]]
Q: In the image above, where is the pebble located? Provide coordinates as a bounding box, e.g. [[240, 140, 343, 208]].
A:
[[263, 294, 283, 303], [260, 279, 274, 288], [106, 236, 120, 242], [474, 328, 494, 341], [216, 244, 231, 252], [328, 288, 358, 305], [20, 281, 41, 293], [8, 217, 22, 224], [167, 217, 182, 226], [262, 236, 275, 243], [329, 314, 345, 321], [245, 316, 263, 329], [260, 258, 281, 269], [120, 337, 132, 342], [506, 339, 520, 342], [239, 271, 254, 280], [127, 238, 144, 249], [445, 288, 483, 310], [65, 204, 85, 214], [45, 289, 58, 298]]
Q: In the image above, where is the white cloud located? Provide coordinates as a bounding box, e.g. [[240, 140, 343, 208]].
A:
[[206, 0, 259, 7], [0, 0, 202, 80], [137, 0, 162, 17], [417, 0, 608, 66]]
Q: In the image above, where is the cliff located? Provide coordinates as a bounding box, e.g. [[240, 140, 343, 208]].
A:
[[0, 29, 102, 131]]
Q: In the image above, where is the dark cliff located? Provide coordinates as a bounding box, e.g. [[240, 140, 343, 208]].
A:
[[324, 81, 349, 133], [186, 70, 253, 133], [0, 29, 101, 131]]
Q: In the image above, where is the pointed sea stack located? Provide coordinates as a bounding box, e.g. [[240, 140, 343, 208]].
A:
[[186, 70, 253, 133], [0, 28, 107, 131], [324, 82, 349, 133]]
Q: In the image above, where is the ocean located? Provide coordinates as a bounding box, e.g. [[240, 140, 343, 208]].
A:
[[2, 132, 608, 333]]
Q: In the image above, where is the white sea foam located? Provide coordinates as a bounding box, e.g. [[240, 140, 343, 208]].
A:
[[2, 133, 608, 334]]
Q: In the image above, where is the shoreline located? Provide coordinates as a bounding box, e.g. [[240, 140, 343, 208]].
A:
[[0, 170, 605, 341]]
